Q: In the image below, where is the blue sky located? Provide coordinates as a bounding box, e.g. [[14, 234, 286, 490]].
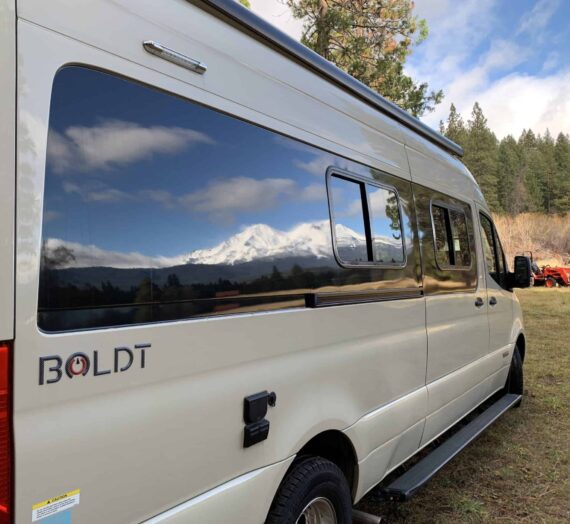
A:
[[43, 67, 375, 263], [250, 0, 570, 138]]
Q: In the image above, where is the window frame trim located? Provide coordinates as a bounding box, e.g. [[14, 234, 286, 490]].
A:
[[429, 199, 474, 272], [479, 211, 509, 288], [326, 167, 407, 269]]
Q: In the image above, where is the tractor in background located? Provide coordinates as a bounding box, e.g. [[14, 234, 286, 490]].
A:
[[522, 251, 570, 288]]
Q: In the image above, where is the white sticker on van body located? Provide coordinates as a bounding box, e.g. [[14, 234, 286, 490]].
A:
[[32, 489, 80, 522]]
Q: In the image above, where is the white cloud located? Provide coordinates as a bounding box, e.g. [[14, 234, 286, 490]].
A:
[[62, 180, 133, 203], [517, 0, 561, 35], [465, 70, 570, 138], [179, 176, 297, 222], [44, 238, 188, 269], [47, 120, 214, 173], [411, 0, 569, 138], [44, 210, 62, 222], [299, 183, 325, 201]]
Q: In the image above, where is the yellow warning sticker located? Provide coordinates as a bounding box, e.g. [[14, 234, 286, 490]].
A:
[[32, 489, 80, 521]]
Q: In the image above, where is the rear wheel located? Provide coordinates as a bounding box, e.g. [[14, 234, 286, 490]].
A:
[[266, 457, 352, 524]]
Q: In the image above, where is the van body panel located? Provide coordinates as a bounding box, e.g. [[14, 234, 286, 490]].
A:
[[422, 362, 510, 446], [354, 419, 425, 500], [18, 0, 411, 181], [15, 22, 426, 521], [143, 457, 294, 524], [0, 0, 15, 341], [405, 144, 477, 203]]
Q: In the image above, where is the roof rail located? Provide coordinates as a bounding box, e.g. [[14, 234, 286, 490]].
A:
[[191, 0, 464, 157]]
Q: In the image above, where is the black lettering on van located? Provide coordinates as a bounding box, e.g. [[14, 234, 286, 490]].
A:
[[114, 347, 134, 373], [93, 350, 111, 376], [39, 355, 63, 385], [38, 343, 151, 385], [135, 343, 151, 369]]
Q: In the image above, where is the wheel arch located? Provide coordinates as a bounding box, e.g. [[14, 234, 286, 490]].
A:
[[516, 332, 526, 363], [285, 430, 359, 501]]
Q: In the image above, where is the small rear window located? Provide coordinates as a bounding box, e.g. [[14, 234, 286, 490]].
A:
[[328, 173, 405, 266], [431, 203, 471, 269]]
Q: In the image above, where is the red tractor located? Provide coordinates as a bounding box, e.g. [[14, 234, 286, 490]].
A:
[[522, 251, 570, 288]]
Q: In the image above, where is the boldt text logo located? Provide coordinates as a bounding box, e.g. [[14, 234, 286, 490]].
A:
[[39, 344, 151, 385]]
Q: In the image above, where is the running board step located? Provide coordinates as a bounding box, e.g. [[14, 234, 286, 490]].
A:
[[381, 393, 522, 501]]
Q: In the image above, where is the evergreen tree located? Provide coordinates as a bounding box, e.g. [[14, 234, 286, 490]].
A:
[[441, 103, 569, 215], [284, 0, 443, 116], [496, 135, 521, 214], [440, 103, 468, 147], [553, 133, 570, 213], [463, 103, 500, 211], [538, 130, 558, 213], [518, 130, 545, 212]]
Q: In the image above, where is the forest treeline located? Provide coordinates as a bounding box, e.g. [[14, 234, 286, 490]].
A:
[[440, 103, 570, 215]]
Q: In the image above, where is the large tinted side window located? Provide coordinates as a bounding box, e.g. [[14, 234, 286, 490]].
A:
[[39, 67, 422, 331]]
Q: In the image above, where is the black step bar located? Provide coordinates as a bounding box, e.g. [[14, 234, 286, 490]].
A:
[[381, 393, 522, 501]]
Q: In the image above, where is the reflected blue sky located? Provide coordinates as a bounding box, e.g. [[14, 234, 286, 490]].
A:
[[43, 67, 347, 259]]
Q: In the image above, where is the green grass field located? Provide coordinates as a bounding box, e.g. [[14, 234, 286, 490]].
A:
[[358, 288, 570, 523]]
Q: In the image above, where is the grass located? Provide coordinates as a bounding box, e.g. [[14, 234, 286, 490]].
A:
[[357, 288, 570, 523]]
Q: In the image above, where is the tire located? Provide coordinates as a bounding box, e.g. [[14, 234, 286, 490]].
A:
[[545, 277, 557, 288], [265, 457, 352, 524], [506, 346, 524, 407]]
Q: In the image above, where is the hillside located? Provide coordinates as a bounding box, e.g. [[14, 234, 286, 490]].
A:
[[494, 213, 570, 266]]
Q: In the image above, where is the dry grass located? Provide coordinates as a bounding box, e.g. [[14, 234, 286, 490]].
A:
[[494, 214, 570, 266], [357, 288, 570, 523]]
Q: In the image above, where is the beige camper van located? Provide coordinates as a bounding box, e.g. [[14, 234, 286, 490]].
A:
[[0, 0, 532, 522]]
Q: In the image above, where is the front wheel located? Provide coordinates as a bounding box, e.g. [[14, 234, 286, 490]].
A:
[[506, 346, 524, 406], [266, 457, 352, 524], [545, 277, 558, 288]]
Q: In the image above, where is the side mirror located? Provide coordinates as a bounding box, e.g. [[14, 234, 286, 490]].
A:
[[510, 255, 532, 288]]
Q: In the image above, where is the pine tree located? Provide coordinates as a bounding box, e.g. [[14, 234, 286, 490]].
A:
[[538, 130, 558, 213], [440, 103, 468, 147], [518, 130, 546, 212], [496, 135, 521, 214], [463, 103, 500, 211], [284, 0, 443, 116], [553, 133, 570, 213]]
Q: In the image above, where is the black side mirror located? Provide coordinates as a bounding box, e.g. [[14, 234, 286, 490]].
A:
[[510, 255, 532, 288]]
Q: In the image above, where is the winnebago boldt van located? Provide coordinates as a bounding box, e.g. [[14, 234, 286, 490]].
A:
[[0, 0, 533, 523]]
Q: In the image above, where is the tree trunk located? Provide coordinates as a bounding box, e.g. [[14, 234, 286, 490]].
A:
[[316, 0, 330, 59]]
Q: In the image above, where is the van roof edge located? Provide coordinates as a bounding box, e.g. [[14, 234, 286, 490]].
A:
[[191, 0, 464, 158]]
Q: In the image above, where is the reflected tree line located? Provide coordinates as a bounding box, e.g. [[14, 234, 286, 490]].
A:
[[39, 246, 389, 312]]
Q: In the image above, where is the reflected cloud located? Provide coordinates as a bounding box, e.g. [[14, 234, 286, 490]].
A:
[[178, 176, 297, 223], [47, 120, 214, 173], [43, 210, 62, 222], [43, 238, 188, 269]]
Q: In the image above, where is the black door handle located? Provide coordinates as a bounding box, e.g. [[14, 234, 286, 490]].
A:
[[489, 296, 497, 306], [475, 297, 484, 308]]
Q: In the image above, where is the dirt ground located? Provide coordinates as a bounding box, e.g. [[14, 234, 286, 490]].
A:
[[357, 288, 570, 523]]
